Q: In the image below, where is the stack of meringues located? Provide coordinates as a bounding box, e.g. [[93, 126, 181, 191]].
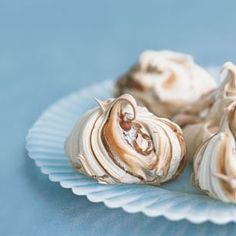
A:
[[65, 50, 236, 203]]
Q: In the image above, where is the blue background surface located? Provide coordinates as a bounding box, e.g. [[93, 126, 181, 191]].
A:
[[1, 0, 236, 235]]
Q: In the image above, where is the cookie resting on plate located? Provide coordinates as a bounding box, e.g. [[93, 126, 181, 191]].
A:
[[114, 50, 216, 119], [65, 94, 187, 185]]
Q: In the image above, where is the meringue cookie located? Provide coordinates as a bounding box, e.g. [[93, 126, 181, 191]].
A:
[[173, 62, 236, 161], [193, 102, 236, 203], [65, 94, 187, 185], [114, 50, 216, 118]]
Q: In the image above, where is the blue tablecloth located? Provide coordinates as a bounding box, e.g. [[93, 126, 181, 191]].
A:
[[1, 1, 236, 235]]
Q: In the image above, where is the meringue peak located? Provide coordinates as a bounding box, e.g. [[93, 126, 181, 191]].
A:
[[94, 98, 106, 111]]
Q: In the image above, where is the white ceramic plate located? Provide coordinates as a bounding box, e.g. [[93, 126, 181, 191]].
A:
[[26, 70, 236, 225]]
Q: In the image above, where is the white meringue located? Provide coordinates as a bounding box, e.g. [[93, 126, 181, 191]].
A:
[[114, 50, 216, 118], [173, 62, 236, 161], [193, 102, 236, 203], [65, 94, 187, 185]]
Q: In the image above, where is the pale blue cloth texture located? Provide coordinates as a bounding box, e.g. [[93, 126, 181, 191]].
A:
[[1, 1, 236, 235]]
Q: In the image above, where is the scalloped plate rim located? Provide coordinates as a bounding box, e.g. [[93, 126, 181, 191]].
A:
[[25, 77, 236, 225]]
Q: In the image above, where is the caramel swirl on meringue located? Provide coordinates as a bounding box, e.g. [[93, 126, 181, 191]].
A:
[[193, 102, 236, 203], [65, 94, 187, 185], [114, 50, 216, 119], [173, 62, 236, 161]]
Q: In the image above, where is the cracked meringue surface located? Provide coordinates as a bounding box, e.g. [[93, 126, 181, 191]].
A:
[[65, 94, 187, 185], [193, 102, 236, 203], [114, 50, 216, 119], [173, 62, 236, 161]]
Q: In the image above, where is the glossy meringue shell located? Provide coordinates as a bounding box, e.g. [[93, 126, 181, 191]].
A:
[[65, 94, 187, 185], [114, 50, 216, 118], [193, 102, 236, 203]]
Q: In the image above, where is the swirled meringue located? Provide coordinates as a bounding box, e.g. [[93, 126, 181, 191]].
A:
[[173, 62, 236, 161], [65, 94, 187, 185], [193, 102, 236, 203], [114, 50, 216, 118]]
